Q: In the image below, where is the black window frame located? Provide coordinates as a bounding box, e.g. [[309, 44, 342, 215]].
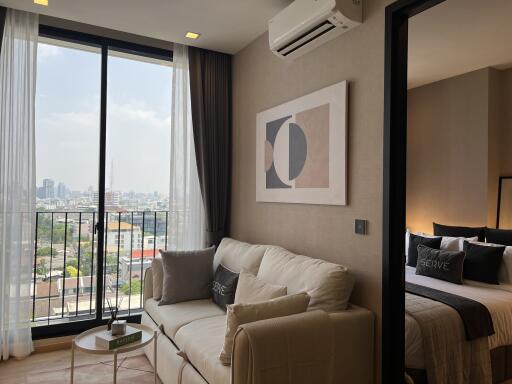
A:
[[32, 25, 173, 339]]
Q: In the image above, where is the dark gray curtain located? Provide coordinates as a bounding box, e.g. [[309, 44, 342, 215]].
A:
[[0, 7, 6, 54], [188, 47, 231, 247]]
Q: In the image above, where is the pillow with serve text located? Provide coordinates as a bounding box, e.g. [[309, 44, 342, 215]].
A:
[[415, 244, 465, 284], [212, 264, 239, 310]]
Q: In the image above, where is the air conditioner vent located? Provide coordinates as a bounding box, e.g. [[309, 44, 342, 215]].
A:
[[269, 0, 363, 60], [277, 20, 336, 57]]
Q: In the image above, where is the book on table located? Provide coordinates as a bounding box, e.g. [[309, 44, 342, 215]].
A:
[[95, 326, 142, 350]]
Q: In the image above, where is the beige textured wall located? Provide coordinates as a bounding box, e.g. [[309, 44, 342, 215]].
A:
[[488, 69, 502, 227], [499, 69, 512, 176], [406, 69, 490, 233], [406, 68, 512, 233], [231, 1, 392, 381]]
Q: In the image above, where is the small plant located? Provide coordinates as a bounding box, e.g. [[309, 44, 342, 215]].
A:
[[106, 297, 123, 330]]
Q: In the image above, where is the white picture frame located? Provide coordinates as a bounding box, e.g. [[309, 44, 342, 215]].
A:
[[256, 81, 347, 206]]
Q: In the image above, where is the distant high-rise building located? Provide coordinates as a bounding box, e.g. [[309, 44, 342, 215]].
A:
[[42, 179, 55, 199], [57, 182, 67, 199], [92, 190, 121, 207], [36, 187, 45, 199]]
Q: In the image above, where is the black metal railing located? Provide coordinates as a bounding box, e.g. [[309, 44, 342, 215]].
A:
[[30, 210, 169, 326]]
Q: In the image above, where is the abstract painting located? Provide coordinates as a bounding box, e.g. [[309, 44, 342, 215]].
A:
[[256, 81, 347, 205]]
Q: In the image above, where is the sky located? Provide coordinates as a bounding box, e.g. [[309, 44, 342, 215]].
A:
[[36, 41, 172, 194]]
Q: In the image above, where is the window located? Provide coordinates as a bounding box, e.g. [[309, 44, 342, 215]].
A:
[[31, 26, 172, 336]]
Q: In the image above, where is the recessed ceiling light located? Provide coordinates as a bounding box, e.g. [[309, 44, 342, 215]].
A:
[[34, 0, 48, 5], [185, 32, 200, 40]]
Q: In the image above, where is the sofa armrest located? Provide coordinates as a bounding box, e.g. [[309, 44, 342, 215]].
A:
[[231, 306, 374, 384], [329, 305, 375, 384], [231, 310, 335, 384], [143, 267, 153, 304]]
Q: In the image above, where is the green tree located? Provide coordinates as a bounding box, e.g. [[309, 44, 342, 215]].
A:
[[66, 265, 79, 277], [36, 216, 72, 243], [36, 246, 57, 257], [120, 280, 141, 295], [105, 254, 119, 274], [36, 259, 48, 276]]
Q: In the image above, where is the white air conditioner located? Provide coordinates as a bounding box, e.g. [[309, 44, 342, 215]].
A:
[[269, 0, 362, 59]]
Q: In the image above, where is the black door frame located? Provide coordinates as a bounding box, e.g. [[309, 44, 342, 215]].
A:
[[32, 25, 172, 339], [382, 0, 445, 382]]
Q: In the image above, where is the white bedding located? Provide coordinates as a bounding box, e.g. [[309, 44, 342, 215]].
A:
[[405, 266, 512, 369]]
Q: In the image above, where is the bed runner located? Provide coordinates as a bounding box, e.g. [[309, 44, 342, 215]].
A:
[[406, 282, 494, 340]]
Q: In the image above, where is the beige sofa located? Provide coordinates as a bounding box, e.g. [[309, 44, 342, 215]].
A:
[[142, 238, 374, 384]]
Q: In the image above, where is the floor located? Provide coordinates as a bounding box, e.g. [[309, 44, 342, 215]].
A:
[[0, 349, 161, 384]]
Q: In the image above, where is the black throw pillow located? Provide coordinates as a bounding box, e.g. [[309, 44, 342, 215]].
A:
[[485, 228, 512, 246], [463, 241, 505, 284], [433, 222, 486, 242], [407, 233, 442, 267], [415, 245, 465, 284], [212, 264, 239, 310]]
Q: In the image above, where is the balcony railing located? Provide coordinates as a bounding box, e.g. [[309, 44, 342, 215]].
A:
[[31, 210, 169, 326]]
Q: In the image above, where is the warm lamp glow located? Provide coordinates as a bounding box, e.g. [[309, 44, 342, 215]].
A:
[[34, 0, 49, 6]]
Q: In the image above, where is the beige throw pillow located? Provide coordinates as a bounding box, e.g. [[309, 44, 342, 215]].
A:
[[151, 257, 164, 301], [234, 271, 287, 304], [219, 292, 310, 365]]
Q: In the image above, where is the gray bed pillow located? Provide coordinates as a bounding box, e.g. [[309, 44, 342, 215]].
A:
[[415, 244, 465, 284], [158, 247, 216, 306]]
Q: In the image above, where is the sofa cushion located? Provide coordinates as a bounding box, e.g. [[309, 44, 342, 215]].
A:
[[212, 264, 239, 310], [214, 238, 269, 275], [159, 247, 215, 306], [174, 315, 230, 384], [220, 292, 311, 365], [151, 257, 164, 301], [257, 246, 355, 311], [144, 298, 224, 339], [234, 271, 287, 304]]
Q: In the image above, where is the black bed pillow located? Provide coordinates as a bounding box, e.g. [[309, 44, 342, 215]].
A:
[[407, 233, 442, 267], [212, 264, 239, 310], [485, 228, 512, 246], [415, 245, 465, 284], [462, 241, 505, 284], [433, 222, 486, 242]]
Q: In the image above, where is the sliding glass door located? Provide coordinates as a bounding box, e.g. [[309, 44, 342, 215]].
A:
[[33, 38, 101, 326], [31, 26, 172, 336], [104, 50, 172, 317]]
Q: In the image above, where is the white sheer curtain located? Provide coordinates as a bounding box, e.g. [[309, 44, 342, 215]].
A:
[[0, 9, 38, 360], [167, 44, 206, 250]]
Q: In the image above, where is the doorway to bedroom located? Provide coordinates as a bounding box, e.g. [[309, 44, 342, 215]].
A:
[[383, 0, 512, 383]]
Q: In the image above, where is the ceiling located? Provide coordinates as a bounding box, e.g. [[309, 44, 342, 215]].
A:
[[0, 0, 291, 54], [408, 0, 512, 88]]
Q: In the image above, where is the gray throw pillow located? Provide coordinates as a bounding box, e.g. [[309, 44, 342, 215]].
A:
[[416, 244, 465, 284], [158, 247, 215, 306]]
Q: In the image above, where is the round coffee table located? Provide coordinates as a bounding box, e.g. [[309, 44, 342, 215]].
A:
[[70, 323, 158, 384]]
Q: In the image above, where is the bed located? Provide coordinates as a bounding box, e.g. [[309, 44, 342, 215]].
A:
[[405, 265, 512, 384]]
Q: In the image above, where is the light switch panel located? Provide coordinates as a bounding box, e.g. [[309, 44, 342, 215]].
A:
[[355, 219, 368, 235]]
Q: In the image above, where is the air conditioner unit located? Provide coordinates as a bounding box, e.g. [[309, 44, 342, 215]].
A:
[[269, 0, 362, 59]]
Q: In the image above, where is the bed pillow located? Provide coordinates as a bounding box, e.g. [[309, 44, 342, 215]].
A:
[[212, 264, 239, 310], [405, 232, 477, 258], [485, 228, 512, 246], [159, 247, 215, 305], [463, 241, 505, 284], [466, 241, 512, 284], [407, 233, 442, 267], [433, 222, 486, 242], [415, 245, 465, 284]]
